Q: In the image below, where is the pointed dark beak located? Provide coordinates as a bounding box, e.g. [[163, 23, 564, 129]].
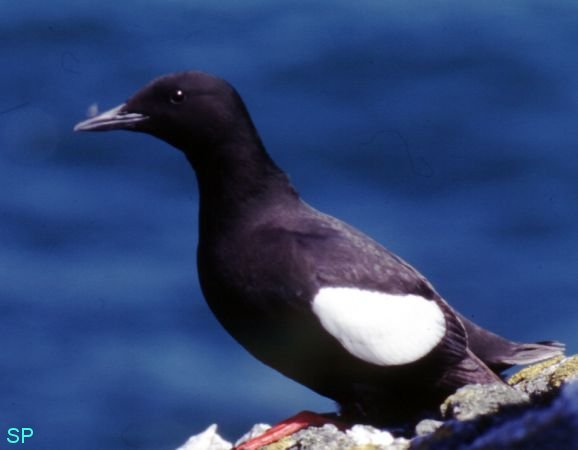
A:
[[73, 104, 148, 132]]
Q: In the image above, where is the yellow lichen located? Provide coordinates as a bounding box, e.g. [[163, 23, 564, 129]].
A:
[[261, 436, 295, 450], [550, 355, 578, 387], [507, 356, 564, 386]]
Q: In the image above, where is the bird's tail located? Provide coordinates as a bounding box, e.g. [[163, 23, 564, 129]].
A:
[[497, 340, 565, 366], [457, 313, 565, 373]]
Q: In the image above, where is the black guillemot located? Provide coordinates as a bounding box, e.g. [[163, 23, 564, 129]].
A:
[[74, 71, 564, 432]]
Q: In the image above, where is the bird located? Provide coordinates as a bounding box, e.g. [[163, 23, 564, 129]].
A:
[[74, 71, 564, 429]]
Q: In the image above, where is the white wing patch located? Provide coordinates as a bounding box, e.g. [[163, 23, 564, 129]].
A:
[[312, 287, 446, 366]]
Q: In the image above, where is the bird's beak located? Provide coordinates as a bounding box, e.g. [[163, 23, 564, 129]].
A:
[[73, 103, 148, 132]]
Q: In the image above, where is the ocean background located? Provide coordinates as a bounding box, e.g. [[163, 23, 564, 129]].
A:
[[2, 1, 578, 448]]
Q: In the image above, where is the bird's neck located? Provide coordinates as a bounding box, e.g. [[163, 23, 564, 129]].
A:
[[188, 139, 299, 239]]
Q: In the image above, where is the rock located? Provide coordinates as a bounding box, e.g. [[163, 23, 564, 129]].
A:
[[440, 382, 529, 421], [345, 424, 396, 447], [177, 354, 578, 450], [412, 381, 578, 450], [287, 424, 354, 450], [281, 423, 408, 450], [409, 418, 486, 450], [466, 382, 578, 449], [175, 424, 232, 450], [508, 355, 578, 399], [234, 424, 271, 448], [414, 419, 443, 437]]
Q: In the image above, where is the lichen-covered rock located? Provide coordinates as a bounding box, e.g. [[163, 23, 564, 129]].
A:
[[259, 423, 408, 450], [409, 418, 486, 450], [285, 424, 353, 450], [411, 359, 578, 450], [440, 382, 529, 421], [177, 354, 578, 450], [413, 381, 578, 450], [465, 382, 578, 449], [508, 355, 578, 399]]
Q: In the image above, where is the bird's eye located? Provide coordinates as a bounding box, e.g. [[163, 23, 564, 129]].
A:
[[169, 89, 186, 104]]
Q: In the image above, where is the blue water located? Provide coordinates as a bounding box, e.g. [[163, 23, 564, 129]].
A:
[[2, 1, 578, 448]]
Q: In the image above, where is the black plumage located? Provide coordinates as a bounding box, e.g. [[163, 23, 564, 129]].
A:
[[74, 71, 564, 424]]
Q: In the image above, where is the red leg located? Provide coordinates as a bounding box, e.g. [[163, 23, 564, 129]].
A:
[[234, 410, 347, 450]]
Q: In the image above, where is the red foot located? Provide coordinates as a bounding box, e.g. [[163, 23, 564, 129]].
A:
[[234, 410, 347, 450]]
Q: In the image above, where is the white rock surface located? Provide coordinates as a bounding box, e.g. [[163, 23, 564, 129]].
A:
[[234, 423, 271, 447], [176, 424, 232, 450], [346, 424, 395, 446]]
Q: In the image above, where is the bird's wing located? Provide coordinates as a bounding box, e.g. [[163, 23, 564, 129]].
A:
[[253, 213, 470, 369]]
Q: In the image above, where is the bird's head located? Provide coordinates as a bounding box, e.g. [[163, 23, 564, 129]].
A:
[[74, 71, 256, 163]]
